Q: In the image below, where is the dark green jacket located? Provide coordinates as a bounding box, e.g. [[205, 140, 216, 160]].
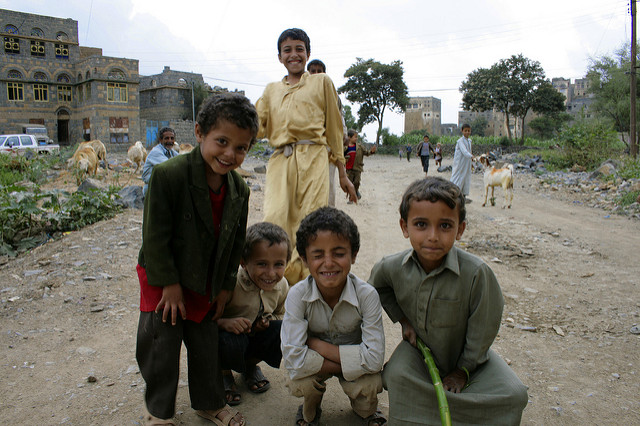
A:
[[138, 147, 249, 298]]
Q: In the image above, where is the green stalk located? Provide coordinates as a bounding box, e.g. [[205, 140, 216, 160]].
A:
[[417, 337, 452, 426]]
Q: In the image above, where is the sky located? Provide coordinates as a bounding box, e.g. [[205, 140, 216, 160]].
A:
[[2, 0, 631, 141]]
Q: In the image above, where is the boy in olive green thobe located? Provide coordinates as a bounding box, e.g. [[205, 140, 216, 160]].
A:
[[369, 178, 528, 425]]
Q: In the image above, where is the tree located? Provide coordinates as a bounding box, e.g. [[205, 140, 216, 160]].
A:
[[339, 58, 409, 145], [460, 54, 564, 144], [528, 112, 572, 139], [470, 116, 489, 137], [587, 44, 640, 149], [343, 104, 359, 131]]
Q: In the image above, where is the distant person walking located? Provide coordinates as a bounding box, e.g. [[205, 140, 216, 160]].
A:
[[451, 124, 473, 202], [416, 134, 436, 177], [406, 144, 412, 162]]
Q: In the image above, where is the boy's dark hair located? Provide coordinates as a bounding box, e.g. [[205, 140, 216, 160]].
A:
[[461, 123, 471, 130], [243, 222, 292, 262], [277, 28, 311, 55], [347, 129, 358, 138], [158, 127, 175, 142], [307, 59, 326, 72], [399, 177, 466, 224], [196, 93, 259, 146], [296, 207, 360, 259], [423, 133, 430, 139]]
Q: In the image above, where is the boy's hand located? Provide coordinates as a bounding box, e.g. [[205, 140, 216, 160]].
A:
[[156, 283, 186, 325], [218, 317, 252, 334], [399, 317, 417, 347], [253, 317, 269, 333], [210, 289, 231, 321], [443, 368, 468, 393], [339, 174, 358, 203]]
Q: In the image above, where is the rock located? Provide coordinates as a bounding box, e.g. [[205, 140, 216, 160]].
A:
[[251, 184, 262, 192], [87, 375, 97, 383], [437, 165, 452, 173], [77, 178, 107, 193], [590, 162, 616, 179], [553, 325, 565, 336], [519, 326, 537, 332], [630, 325, 640, 335], [76, 347, 96, 355], [254, 165, 267, 174], [125, 364, 139, 375], [236, 168, 253, 178], [611, 373, 620, 379], [116, 186, 144, 209], [551, 406, 563, 415]]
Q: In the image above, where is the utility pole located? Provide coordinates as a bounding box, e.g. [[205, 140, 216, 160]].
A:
[[632, 0, 638, 157]]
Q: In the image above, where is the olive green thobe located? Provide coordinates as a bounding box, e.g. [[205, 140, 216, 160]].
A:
[[369, 247, 528, 425]]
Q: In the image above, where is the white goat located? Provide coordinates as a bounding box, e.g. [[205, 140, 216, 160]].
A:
[[476, 154, 514, 208], [127, 141, 147, 171]]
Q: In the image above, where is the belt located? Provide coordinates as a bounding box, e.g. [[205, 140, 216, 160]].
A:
[[273, 140, 317, 158]]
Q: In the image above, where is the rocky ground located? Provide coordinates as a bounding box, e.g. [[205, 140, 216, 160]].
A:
[[0, 153, 638, 425]]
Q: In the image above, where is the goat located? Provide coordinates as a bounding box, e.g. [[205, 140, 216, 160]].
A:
[[476, 154, 514, 209], [127, 141, 148, 171], [76, 140, 107, 164], [178, 143, 195, 155], [68, 146, 99, 183]]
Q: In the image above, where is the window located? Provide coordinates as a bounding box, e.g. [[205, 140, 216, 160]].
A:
[[4, 25, 18, 34], [7, 82, 24, 101], [20, 135, 35, 147], [58, 85, 72, 102], [55, 43, 69, 59], [34, 84, 48, 102], [4, 37, 19, 54], [107, 82, 128, 103], [30, 40, 45, 57], [34, 72, 47, 82], [86, 82, 92, 100], [56, 32, 68, 41], [78, 85, 83, 102], [57, 74, 71, 83], [108, 69, 126, 80], [109, 117, 129, 143], [31, 28, 44, 38]]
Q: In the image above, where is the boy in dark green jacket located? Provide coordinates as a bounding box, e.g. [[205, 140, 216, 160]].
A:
[[136, 93, 257, 426]]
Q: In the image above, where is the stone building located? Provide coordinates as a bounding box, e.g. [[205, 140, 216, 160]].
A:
[[0, 9, 141, 149], [404, 96, 441, 136], [139, 66, 245, 147], [458, 109, 511, 137], [552, 76, 593, 118]]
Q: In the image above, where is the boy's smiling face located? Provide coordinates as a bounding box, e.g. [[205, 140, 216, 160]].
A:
[[278, 38, 310, 80], [400, 199, 466, 272], [195, 119, 252, 188], [302, 230, 356, 297], [242, 241, 288, 291]]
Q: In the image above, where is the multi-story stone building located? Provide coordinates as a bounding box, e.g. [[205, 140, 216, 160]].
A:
[[0, 9, 141, 149], [552, 76, 593, 118], [139, 66, 245, 146], [404, 96, 441, 136]]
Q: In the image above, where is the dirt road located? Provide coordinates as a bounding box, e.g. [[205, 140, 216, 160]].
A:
[[1, 154, 638, 425]]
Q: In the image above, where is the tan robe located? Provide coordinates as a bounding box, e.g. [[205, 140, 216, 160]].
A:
[[256, 72, 345, 284]]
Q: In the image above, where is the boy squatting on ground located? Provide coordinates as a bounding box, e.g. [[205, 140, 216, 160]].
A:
[[217, 222, 291, 406], [368, 178, 528, 425], [344, 129, 376, 202], [281, 207, 387, 426], [256, 28, 357, 286], [136, 93, 258, 426]]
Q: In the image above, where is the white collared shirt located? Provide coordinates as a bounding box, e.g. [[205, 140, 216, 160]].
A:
[[281, 273, 385, 381]]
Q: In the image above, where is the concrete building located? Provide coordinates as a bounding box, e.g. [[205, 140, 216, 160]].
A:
[[404, 96, 441, 136], [0, 9, 141, 149]]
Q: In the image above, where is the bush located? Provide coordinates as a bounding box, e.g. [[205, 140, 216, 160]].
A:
[[555, 119, 621, 170]]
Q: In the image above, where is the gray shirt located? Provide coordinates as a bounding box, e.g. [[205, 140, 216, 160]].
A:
[[281, 273, 385, 381]]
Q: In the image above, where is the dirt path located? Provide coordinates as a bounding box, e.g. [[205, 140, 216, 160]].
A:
[[0, 154, 638, 425]]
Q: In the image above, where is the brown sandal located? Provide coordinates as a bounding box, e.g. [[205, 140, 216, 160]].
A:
[[196, 405, 246, 426]]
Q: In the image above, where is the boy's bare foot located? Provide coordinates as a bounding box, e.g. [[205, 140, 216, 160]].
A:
[[295, 404, 321, 426], [363, 410, 387, 426], [196, 405, 245, 426]]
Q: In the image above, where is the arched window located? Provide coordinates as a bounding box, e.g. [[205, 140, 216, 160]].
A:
[[31, 28, 44, 38], [57, 74, 71, 83], [108, 69, 126, 80], [4, 26, 20, 54], [86, 70, 91, 79], [178, 78, 188, 87], [78, 73, 82, 82], [4, 25, 18, 34], [7, 69, 23, 101], [8, 70, 22, 79], [56, 32, 68, 41], [34, 72, 48, 81]]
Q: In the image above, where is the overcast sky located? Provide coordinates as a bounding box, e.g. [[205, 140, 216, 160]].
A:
[[3, 0, 631, 140]]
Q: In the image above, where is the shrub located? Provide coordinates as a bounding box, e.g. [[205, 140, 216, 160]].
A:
[[555, 119, 621, 170]]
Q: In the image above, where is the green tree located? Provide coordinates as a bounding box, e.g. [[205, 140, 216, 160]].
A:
[[470, 116, 489, 137], [461, 54, 564, 144], [587, 44, 640, 149], [343, 104, 359, 131], [528, 112, 572, 139], [339, 58, 409, 145]]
